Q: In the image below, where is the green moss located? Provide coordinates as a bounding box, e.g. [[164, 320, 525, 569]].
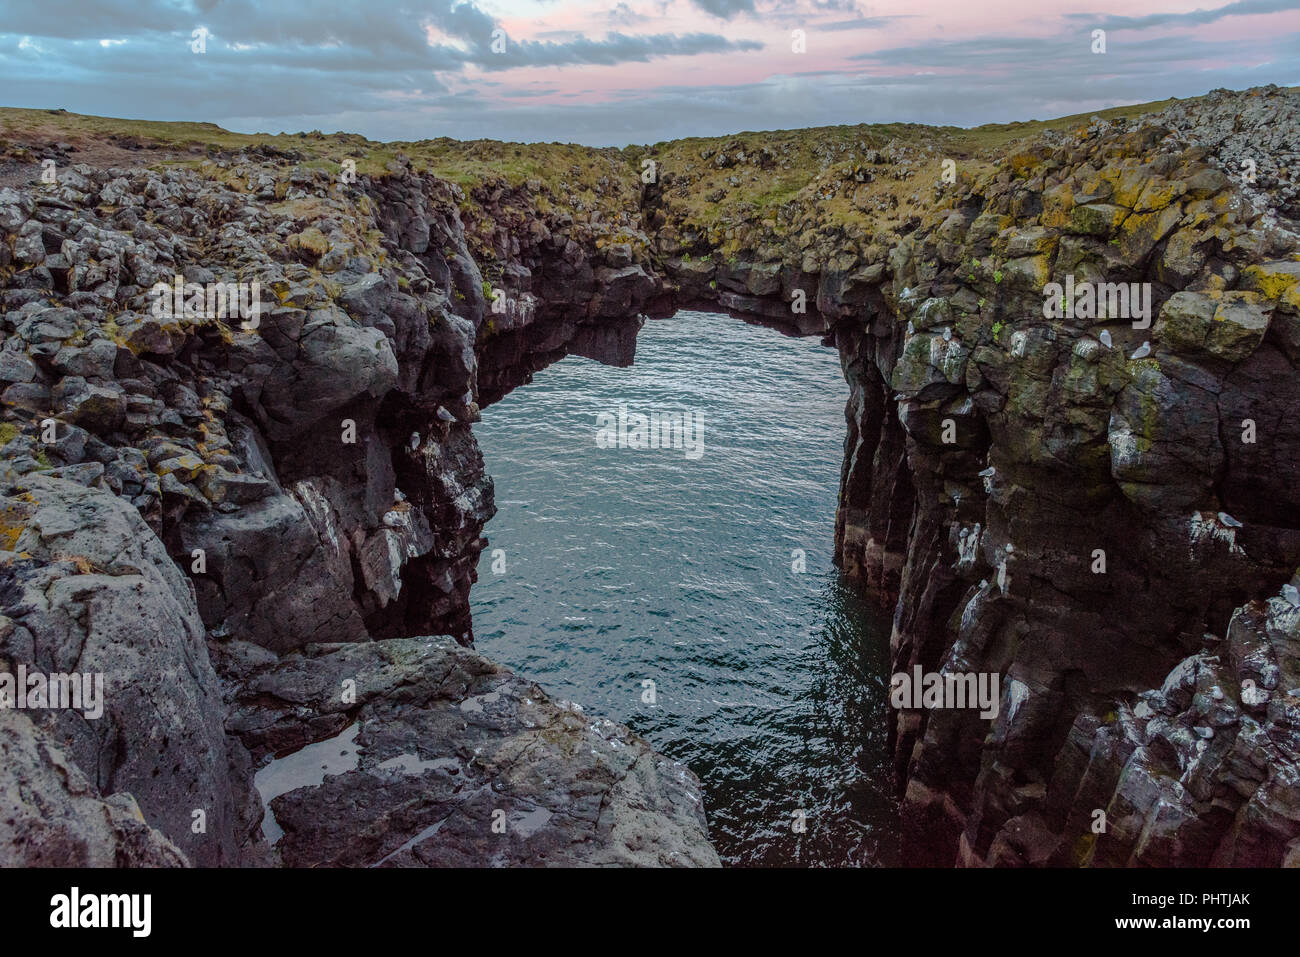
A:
[[1242, 263, 1300, 301], [0, 511, 27, 551], [1073, 831, 1098, 866], [1126, 361, 1166, 453]]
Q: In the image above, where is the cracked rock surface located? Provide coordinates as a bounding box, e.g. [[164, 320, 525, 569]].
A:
[[231, 638, 718, 867]]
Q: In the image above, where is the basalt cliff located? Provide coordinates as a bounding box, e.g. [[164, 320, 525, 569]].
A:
[[0, 85, 1298, 867]]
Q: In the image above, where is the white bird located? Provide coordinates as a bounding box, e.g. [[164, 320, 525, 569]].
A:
[[1130, 341, 1151, 359], [978, 466, 995, 478], [1099, 329, 1113, 349], [906, 321, 914, 335], [1282, 584, 1300, 607], [408, 432, 420, 450], [462, 390, 473, 405], [1217, 511, 1243, 528], [942, 327, 953, 342], [437, 407, 455, 422]]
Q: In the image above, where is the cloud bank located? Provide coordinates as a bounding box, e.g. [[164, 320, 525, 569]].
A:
[[0, 0, 1295, 145]]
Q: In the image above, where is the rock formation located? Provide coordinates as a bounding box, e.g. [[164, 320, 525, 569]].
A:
[[0, 136, 712, 867], [0, 85, 1297, 867]]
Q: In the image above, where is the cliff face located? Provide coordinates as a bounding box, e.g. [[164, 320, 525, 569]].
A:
[[0, 86, 1297, 867], [0, 139, 708, 866], [639, 86, 1300, 866], [826, 91, 1300, 868]]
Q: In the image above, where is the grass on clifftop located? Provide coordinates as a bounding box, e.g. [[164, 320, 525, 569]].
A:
[[0, 92, 1233, 259], [0, 93, 1195, 187]]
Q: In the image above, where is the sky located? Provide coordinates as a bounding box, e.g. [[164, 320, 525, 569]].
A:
[[0, 0, 1297, 146]]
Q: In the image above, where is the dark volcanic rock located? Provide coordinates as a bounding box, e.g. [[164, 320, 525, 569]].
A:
[[816, 90, 1300, 866], [0, 146, 717, 869], [0, 710, 188, 867], [0, 476, 258, 865], [233, 638, 719, 868]]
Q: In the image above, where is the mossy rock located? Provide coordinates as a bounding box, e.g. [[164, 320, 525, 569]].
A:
[[288, 227, 330, 260], [1155, 290, 1217, 353], [1001, 253, 1052, 289], [1207, 292, 1271, 362], [1068, 203, 1127, 237], [1040, 182, 1075, 229], [1112, 204, 1181, 263], [1134, 177, 1187, 212], [154, 453, 205, 481], [1241, 261, 1300, 310]]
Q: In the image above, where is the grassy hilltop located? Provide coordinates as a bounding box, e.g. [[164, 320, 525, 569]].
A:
[[0, 94, 1185, 234]]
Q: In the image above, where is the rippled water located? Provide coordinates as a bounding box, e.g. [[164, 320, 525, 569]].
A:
[[472, 311, 899, 866]]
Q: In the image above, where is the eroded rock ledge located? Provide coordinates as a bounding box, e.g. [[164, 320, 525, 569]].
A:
[[1, 85, 1298, 866]]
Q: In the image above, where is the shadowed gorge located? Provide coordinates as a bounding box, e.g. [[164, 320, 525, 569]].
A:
[[1, 85, 1299, 868], [470, 312, 899, 866]]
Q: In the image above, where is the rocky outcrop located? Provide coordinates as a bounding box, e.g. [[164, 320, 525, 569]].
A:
[[229, 637, 718, 867], [0, 475, 255, 865], [639, 86, 1300, 866], [1041, 580, 1300, 868], [0, 141, 715, 865], [834, 89, 1300, 868], [0, 709, 187, 867], [1, 84, 1298, 868]]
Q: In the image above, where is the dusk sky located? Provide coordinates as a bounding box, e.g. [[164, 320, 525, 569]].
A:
[[1, 0, 1297, 146]]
